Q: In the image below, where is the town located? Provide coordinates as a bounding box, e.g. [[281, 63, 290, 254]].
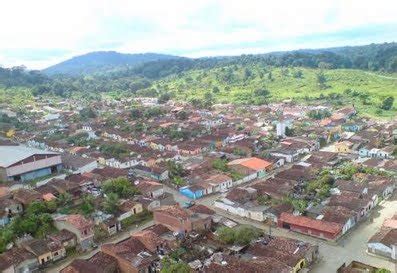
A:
[[0, 97, 396, 273]]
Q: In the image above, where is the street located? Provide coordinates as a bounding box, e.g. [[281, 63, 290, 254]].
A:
[[191, 189, 397, 273], [44, 220, 154, 273], [48, 171, 396, 273]]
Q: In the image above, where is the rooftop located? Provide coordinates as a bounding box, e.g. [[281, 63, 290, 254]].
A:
[[279, 212, 343, 235], [228, 157, 272, 171], [0, 145, 59, 167]]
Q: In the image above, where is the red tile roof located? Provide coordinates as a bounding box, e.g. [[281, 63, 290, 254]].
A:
[[188, 204, 215, 215], [228, 157, 272, 171], [57, 214, 94, 231], [279, 212, 342, 235], [154, 205, 190, 220], [132, 230, 166, 252]]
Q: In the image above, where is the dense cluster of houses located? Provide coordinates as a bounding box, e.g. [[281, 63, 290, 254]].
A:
[[214, 152, 396, 241], [58, 203, 319, 273], [0, 98, 396, 272], [0, 164, 179, 272]]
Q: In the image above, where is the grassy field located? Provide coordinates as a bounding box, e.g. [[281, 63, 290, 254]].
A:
[[155, 65, 397, 119]]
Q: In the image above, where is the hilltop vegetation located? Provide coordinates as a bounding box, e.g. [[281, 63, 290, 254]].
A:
[[153, 65, 397, 118], [42, 51, 179, 76], [0, 42, 396, 118], [41, 42, 397, 77]]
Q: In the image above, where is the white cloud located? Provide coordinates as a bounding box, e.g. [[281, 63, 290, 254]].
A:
[[0, 0, 396, 68]]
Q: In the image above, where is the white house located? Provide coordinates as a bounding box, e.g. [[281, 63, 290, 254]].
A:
[[214, 198, 268, 222], [368, 228, 397, 260]]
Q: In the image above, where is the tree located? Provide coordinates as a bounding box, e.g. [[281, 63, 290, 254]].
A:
[[176, 110, 188, 120], [317, 71, 327, 89], [217, 225, 261, 245], [375, 269, 391, 273], [161, 258, 191, 273], [212, 86, 220, 93], [143, 107, 165, 118], [285, 126, 294, 137], [234, 225, 261, 245], [102, 177, 138, 198], [244, 68, 252, 80], [257, 195, 270, 205], [380, 96, 394, 110], [103, 193, 120, 214], [254, 88, 271, 98], [57, 193, 73, 207], [318, 62, 333, 69], [171, 176, 186, 187], [130, 107, 142, 119], [212, 159, 229, 172], [293, 70, 303, 78], [291, 199, 308, 213], [217, 227, 236, 244], [166, 161, 185, 178], [158, 93, 171, 104], [26, 201, 48, 216], [308, 109, 331, 120], [0, 228, 13, 252], [79, 107, 97, 120], [80, 195, 95, 216], [281, 68, 289, 77], [203, 91, 213, 108], [268, 71, 273, 81], [94, 226, 109, 243]]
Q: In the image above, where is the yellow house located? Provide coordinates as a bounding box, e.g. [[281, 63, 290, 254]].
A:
[[149, 142, 158, 150], [292, 258, 306, 273], [6, 129, 15, 138], [23, 239, 66, 265], [97, 156, 106, 165], [118, 200, 143, 220], [335, 141, 353, 153]]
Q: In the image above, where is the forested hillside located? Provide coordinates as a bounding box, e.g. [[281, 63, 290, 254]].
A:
[[152, 65, 397, 119], [42, 51, 179, 76], [42, 42, 397, 77], [1, 42, 396, 118]]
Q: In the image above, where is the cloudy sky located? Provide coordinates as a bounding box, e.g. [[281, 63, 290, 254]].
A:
[[1, 0, 397, 69]]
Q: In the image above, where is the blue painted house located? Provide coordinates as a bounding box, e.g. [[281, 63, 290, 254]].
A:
[[179, 185, 204, 200], [342, 123, 362, 132], [359, 147, 370, 157], [0, 214, 10, 227]]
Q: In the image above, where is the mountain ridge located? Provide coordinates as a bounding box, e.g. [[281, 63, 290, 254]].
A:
[[42, 51, 180, 76], [41, 42, 397, 77]]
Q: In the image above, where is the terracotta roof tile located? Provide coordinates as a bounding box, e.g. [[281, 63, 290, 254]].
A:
[[279, 212, 342, 235], [228, 157, 272, 171]]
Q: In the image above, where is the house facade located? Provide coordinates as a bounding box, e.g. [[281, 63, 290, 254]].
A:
[[0, 146, 62, 182], [54, 214, 94, 250]]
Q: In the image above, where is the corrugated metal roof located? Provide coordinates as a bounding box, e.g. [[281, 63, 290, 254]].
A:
[[0, 145, 59, 168]]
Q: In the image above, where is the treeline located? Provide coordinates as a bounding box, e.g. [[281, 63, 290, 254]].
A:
[[0, 66, 153, 98], [130, 42, 397, 78], [0, 66, 48, 87], [1, 42, 396, 98]]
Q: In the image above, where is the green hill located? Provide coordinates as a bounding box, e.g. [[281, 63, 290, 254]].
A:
[[2, 42, 397, 119], [42, 51, 180, 76], [153, 65, 397, 119]]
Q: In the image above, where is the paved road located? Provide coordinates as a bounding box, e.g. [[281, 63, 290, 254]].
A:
[[193, 191, 397, 273], [165, 170, 397, 273], [47, 159, 396, 273], [45, 220, 154, 273]]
